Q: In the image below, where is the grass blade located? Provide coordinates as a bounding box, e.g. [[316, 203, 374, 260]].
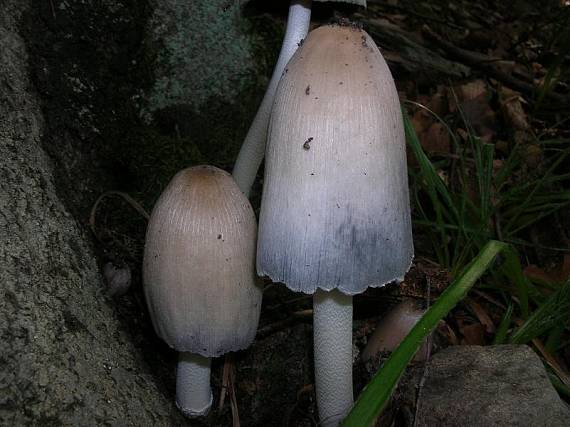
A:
[[499, 247, 531, 318], [342, 241, 508, 427], [549, 371, 570, 399], [510, 278, 570, 345], [493, 301, 514, 345]]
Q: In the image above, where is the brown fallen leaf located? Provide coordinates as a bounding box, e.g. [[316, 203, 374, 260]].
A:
[[411, 107, 433, 135], [296, 384, 314, 401], [459, 323, 486, 345], [524, 255, 570, 285], [421, 122, 451, 154], [499, 86, 530, 132], [449, 80, 497, 143], [466, 298, 496, 334], [429, 85, 449, 116], [438, 319, 459, 345], [524, 144, 543, 168]]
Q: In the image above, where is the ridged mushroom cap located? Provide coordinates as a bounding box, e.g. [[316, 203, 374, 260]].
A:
[[314, 0, 366, 4], [257, 25, 413, 295], [143, 166, 262, 357], [241, 0, 366, 5]]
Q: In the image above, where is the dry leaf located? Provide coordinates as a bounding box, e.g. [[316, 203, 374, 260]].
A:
[[429, 85, 449, 116], [421, 122, 451, 154], [450, 80, 497, 142], [460, 323, 486, 345], [438, 320, 459, 345], [500, 86, 530, 131], [524, 144, 542, 168], [524, 255, 570, 285], [411, 108, 433, 135], [466, 299, 496, 334]]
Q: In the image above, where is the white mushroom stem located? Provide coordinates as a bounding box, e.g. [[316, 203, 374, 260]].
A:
[[313, 289, 354, 427], [232, 0, 312, 196], [175, 352, 213, 418]]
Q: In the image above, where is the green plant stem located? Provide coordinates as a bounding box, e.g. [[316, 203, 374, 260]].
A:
[[342, 241, 507, 427], [493, 302, 514, 345]]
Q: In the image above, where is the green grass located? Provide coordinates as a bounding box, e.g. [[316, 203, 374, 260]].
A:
[[404, 104, 570, 385], [404, 105, 570, 272], [342, 241, 508, 426], [344, 107, 570, 425], [510, 278, 570, 346]]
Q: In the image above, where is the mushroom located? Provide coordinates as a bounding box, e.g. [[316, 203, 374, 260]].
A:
[[233, 0, 311, 196], [257, 25, 413, 426], [143, 165, 261, 417], [361, 299, 429, 363], [233, 0, 367, 196]]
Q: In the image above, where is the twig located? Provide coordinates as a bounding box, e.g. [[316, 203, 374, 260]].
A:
[[366, 1, 465, 30], [49, 0, 56, 19], [256, 310, 313, 339], [229, 359, 240, 427], [422, 25, 569, 105], [263, 295, 312, 312], [219, 356, 230, 410], [219, 355, 240, 427], [413, 277, 433, 426], [472, 289, 507, 310], [89, 191, 150, 238]]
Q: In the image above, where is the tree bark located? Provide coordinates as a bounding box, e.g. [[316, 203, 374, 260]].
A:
[[0, 1, 185, 424]]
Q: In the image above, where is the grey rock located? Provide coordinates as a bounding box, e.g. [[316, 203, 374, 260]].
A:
[[415, 345, 570, 427], [144, 0, 256, 116], [0, 1, 184, 424]]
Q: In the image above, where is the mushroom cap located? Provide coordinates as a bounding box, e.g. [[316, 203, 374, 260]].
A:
[[143, 166, 262, 357], [361, 300, 428, 362], [241, 0, 366, 5], [314, 0, 366, 4], [257, 25, 413, 295]]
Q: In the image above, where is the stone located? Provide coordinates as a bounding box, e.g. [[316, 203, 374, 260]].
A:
[[0, 1, 185, 424], [415, 345, 570, 427], [145, 0, 256, 116]]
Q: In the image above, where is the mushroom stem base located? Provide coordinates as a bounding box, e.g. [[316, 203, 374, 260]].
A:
[[313, 289, 354, 427], [175, 352, 213, 418]]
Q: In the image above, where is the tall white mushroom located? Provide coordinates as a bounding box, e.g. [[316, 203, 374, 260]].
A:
[[257, 25, 413, 426], [233, 0, 367, 196], [143, 166, 261, 417]]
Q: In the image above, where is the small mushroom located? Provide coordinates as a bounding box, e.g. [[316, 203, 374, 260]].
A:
[[143, 166, 261, 417], [103, 261, 131, 297], [257, 25, 412, 426], [361, 299, 429, 362]]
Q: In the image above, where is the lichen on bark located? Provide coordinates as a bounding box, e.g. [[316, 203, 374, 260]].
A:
[[144, 0, 256, 116]]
